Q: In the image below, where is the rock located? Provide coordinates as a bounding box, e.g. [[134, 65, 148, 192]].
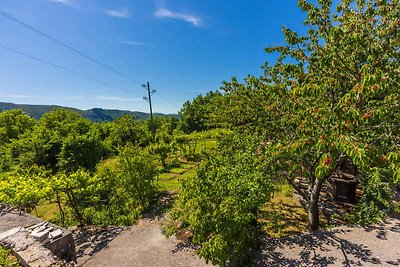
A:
[[31, 229, 51, 241], [27, 222, 45, 231], [0, 227, 23, 241], [49, 229, 63, 239], [34, 222, 49, 233], [175, 230, 193, 243]]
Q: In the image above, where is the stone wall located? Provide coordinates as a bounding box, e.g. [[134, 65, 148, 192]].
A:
[[0, 205, 76, 266]]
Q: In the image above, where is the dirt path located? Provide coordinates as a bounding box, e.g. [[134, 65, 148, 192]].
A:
[[81, 218, 210, 267]]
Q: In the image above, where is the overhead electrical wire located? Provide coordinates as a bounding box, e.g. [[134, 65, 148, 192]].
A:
[[0, 9, 144, 86], [156, 92, 181, 111], [0, 43, 180, 111], [0, 9, 182, 111], [0, 44, 135, 95]]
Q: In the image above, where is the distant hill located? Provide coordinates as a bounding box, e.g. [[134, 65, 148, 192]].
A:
[[0, 102, 179, 122]]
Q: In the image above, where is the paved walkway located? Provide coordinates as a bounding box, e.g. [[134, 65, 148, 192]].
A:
[[81, 218, 210, 267], [257, 217, 400, 266], [81, 217, 400, 267]]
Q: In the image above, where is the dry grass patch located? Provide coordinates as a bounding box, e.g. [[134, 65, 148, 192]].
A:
[[260, 192, 309, 238]]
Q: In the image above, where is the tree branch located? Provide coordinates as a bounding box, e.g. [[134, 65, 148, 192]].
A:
[[282, 171, 309, 202]]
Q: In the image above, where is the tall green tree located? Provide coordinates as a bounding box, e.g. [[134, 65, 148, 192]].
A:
[[179, 91, 222, 133], [0, 109, 35, 144], [0, 109, 35, 171], [249, 0, 400, 230], [15, 108, 103, 172], [105, 114, 151, 151]]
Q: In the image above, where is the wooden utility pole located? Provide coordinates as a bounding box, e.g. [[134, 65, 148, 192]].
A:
[[142, 81, 155, 121], [143, 82, 156, 141]]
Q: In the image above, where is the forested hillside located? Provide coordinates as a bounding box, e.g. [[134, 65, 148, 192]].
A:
[[0, 102, 178, 121]]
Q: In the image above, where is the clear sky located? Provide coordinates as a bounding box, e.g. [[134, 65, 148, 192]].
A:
[[0, 0, 308, 114]]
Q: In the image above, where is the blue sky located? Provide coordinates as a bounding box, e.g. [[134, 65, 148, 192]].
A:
[[0, 0, 307, 113]]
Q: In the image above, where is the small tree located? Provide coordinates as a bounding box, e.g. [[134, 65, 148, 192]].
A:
[[115, 145, 158, 209], [173, 136, 273, 266], [0, 166, 50, 213], [0, 109, 35, 144]]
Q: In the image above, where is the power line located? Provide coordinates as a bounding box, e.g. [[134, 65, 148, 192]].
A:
[[156, 92, 181, 111], [0, 9, 144, 86], [0, 44, 136, 95], [0, 10, 183, 112]]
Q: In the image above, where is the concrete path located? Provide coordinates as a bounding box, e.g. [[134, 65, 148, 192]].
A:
[[257, 217, 400, 266], [81, 217, 400, 267], [81, 218, 210, 267]]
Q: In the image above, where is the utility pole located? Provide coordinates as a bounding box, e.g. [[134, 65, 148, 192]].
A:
[[143, 82, 156, 141], [142, 81, 155, 121]]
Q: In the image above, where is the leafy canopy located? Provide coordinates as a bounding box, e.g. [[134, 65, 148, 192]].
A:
[[173, 136, 273, 266]]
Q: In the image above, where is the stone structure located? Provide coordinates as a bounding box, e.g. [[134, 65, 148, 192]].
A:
[[293, 157, 362, 204], [327, 157, 360, 203], [0, 205, 76, 266]]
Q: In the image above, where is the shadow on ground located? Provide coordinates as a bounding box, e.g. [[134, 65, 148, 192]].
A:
[[73, 225, 126, 266], [74, 191, 177, 265], [362, 215, 400, 241], [256, 218, 400, 267], [142, 191, 177, 220]]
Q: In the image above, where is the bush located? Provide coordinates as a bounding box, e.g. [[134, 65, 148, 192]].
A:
[[170, 136, 273, 266], [356, 168, 393, 225]]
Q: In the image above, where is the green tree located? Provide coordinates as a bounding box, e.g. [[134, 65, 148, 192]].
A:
[[0, 166, 51, 212], [150, 142, 171, 168], [51, 170, 95, 226], [0, 109, 35, 171], [218, 77, 278, 134], [0, 109, 35, 144], [115, 145, 158, 209], [57, 128, 103, 172], [172, 136, 273, 266], [179, 91, 222, 133], [244, 0, 400, 230], [105, 114, 151, 151], [15, 108, 103, 172]]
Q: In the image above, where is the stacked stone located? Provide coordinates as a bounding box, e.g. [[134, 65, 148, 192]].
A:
[[27, 222, 64, 242], [0, 207, 77, 266], [0, 226, 69, 267]]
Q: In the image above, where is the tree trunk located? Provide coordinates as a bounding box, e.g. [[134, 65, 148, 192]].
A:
[[56, 199, 65, 226], [66, 192, 85, 229], [308, 178, 323, 231]]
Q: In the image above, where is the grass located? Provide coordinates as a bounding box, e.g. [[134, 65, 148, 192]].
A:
[[195, 138, 218, 153], [0, 247, 19, 267], [158, 163, 198, 191], [33, 200, 61, 222], [259, 191, 308, 238], [157, 138, 216, 192], [158, 177, 182, 192], [259, 181, 331, 237], [31, 196, 71, 225], [177, 167, 197, 179]]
